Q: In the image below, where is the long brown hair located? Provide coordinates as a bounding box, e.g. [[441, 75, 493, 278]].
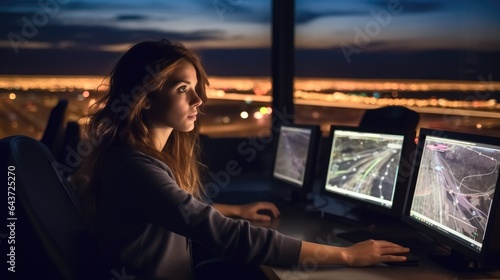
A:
[[74, 39, 209, 224]]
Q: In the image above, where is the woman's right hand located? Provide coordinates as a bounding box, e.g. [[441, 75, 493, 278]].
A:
[[299, 240, 409, 267], [342, 239, 409, 267]]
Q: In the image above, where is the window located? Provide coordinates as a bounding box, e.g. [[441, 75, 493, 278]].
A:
[[294, 0, 500, 137], [0, 0, 273, 139]]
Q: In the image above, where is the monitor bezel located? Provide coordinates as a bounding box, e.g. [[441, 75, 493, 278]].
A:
[[401, 128, 500, 267], [320, 125, 416, 217], [271, 124, 320, 194]]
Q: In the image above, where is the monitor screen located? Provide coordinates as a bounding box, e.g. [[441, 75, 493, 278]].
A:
[[404, 128, 500, 266], [321, 126, 415, 216], [324, 128, 405, 208], [273, 125, 317, 187]]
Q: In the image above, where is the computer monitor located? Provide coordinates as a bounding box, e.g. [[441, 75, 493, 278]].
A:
[[321, 125, 416, 218], [272, 124, 319, 200], [402, 128, 500, 270]]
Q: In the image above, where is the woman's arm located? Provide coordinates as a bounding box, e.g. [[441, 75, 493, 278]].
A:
[[110, 154, 408, 267], [299, 240, 408, 266], [213, 202, 280, 221], [212, 203, 240, 217], [212, 202, 409, 266]]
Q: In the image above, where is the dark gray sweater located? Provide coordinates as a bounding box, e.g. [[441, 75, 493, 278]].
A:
[[95, 146, 302, 279]]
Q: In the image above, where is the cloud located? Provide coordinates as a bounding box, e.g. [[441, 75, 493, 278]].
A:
[[200, 1, 366, 25], [61, 1, 177, 11], [62, 1, 109, 11], [0, 0, 104, 12], [1, 0, 128, 11], [0, 0, 176, 13], [296, 10, 366, 24], [371, 0, 445, 14], [0, 0, 40, 10], [115, 14, 149, 21], [1, 11, 226, 52], [199, 0, 271, 23], [294, 0, 445, 25]]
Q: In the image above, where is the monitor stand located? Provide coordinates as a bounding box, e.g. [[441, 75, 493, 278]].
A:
[[318, 204, 413, 245], [307, 204, 387, 228], [269, 180, 314, 204], [322, 203, 398, 226], [346, 205, 398, 224], [321, 211, 373, 227]]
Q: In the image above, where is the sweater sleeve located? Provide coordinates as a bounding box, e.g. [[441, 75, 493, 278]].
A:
[[111, 152, 302, 267]]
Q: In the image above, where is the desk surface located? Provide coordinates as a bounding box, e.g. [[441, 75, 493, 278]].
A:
[[255, 205, 500, 280], [213, 174, 500, 280]]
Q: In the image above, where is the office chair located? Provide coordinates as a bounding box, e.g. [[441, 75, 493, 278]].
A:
[[0, 135, 97, 280], [359, 105, 420, 132], [40, 99, 69, 157], [57, 121, 82, 175]]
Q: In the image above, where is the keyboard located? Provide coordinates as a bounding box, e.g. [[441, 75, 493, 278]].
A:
[[383, 252, 420, 266]]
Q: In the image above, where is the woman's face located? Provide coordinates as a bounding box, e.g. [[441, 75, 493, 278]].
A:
[[145, 61, 202, 132]]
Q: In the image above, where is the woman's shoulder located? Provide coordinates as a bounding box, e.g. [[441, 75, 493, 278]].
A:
[[104, 145, 173, 176]]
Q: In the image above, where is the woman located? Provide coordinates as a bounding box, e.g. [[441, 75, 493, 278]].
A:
[[75, 39, 408, 279]]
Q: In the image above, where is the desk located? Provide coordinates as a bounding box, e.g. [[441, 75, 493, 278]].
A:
[[254, 204, 500, 280], [212, 174, 500, 280]]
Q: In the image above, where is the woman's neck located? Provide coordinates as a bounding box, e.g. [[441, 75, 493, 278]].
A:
[[150, 128, 173, 151]]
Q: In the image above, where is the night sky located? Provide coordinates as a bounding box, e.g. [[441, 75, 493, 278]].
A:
[[1, 0, 499, 80]]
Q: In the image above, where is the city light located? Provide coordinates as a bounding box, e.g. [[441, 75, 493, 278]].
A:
[[253, 111, 263, 119], [88, 98, 96, 108], [2, 75, 500, 112], [2, 75, 500, 140], [240, 111, 249, 119]]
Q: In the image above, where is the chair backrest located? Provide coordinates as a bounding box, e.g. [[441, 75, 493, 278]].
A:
[[0, 135, 97, 280], [57, 121, 82, 174], [359, 105, 420, 132], [40, 99, 68, 156]]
